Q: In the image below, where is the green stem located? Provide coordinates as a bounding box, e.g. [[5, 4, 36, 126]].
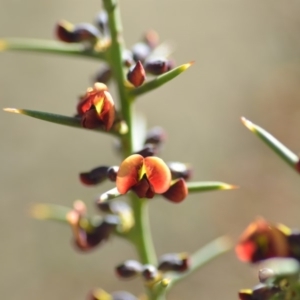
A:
[[103, 0, 157, 283]]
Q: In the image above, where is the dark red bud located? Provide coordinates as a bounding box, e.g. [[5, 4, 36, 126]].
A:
[[238, 290, 254, 300], [167, 162, 192, 180], [94, 65, 112, 84], [144, 58, 174, 75], [135, 144, 157, 157], [116, 260, 143, 279], [95, 11, 109, 35], [143, 30, 159, 49], [131, 42, 151, 63], [144, 127, 167, 146], [158, 253, 190, 272], [252, 284, 280, 300], [73, 23, 100, 42], [79, 166, 109, 185], [141, 264, 160, 281], [162, 178, 188, 203], [81, 109, 103, 129], [287, 230, 300, 260], [107, 166, 119, 182], [127, 61, 146, 87], [111, 291, 137, 300], [131, 177, 155, 199], [55, 20, 76, 43], [81, 216, 118, 251]]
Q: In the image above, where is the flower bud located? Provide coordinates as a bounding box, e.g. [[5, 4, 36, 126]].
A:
[[144, 127, 166, 146], [252, 284, 280, 300], [73, 23, 100, 43], [144, 58, 174, 75], [158, 252, 190, 272], [116, 260, 143, 279], [258, 268, 275, 284], [143, 30, 159, 49], [107, 166, 119, 182], [77, 83, 115, 131], [68, 209, 118, 252], [94, 65, 112, 84], [141, 264, 160, 282], [162, 178, 188, 203], [127, 61, 146, 87], [135, 144, 157, 157], [131, 42, 151, 63], [79, 166, 109, 186], [95, 11, 109, 36], [55, 20, 76, 43], [287, 230, 300, 260], [167, 162, 192, 180]]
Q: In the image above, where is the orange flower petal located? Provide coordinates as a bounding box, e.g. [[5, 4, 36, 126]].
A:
[[99, 91, 115, 131], [144, 156, 171, 194], [116, 154, 144, 194]]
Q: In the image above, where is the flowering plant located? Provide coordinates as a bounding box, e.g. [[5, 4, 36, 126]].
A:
[[4, 1, 300, 300]]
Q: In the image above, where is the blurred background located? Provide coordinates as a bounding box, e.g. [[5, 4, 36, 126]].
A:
[[1, 0, 300, 299]]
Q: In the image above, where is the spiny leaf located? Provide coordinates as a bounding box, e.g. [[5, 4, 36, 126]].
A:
[[3, 108, 122, 136], [241, 117, 299, 170], [129, 62, 194, 97], [31, 203, 71, 223], [187, 181, 238, 193], [167, 236, 232, 288], [0, 38, 105, 60]]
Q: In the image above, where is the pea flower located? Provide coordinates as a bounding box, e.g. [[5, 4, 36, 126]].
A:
[[235, 218, 291, 263], [77, 82, 115, 130], [116, 154, 171, 198]]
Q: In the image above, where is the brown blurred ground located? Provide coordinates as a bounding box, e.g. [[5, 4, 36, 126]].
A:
[[1, 0, 300, 299]]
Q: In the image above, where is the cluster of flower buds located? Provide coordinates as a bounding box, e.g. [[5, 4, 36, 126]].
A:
[[115, 253, 190, 284], [79, 124, 192, 203], [66, 200, 133, 251], [96, 200, 134, 233], [88, 288, 137, 300], [55, 10, 110, 47], [125, 31, 174, 87], [93, 29, 174, 86], [76, 83, 115, 130], [235, 218, 300, 263], [238, 260, 300, 300]]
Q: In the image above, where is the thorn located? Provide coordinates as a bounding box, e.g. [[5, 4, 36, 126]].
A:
[[3, 108, 21, 114], [241, 116, 255, 131], [221, 184, 239, 190]]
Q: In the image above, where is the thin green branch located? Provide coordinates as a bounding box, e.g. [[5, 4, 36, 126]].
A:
[[241, 117, 299, 170], [3, 108, 122, 136], [0, 38, 105, 60], [167, 236, 232, 288], [187, 181, 238, 193], [128, 196, 157, 265], [129, 62, 193, 97], [103, 0, 158, 272]]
